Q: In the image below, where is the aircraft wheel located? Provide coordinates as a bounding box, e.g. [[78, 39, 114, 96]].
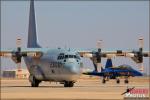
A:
[[64, 81, 74, 87], [124, 79, 129, 84], [31, 76, 41, 87], [116, 79, 120, 84], [102, 79, 106, 84], [106, 77, 109, 81]]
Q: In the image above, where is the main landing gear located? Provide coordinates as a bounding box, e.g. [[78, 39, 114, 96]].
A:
[[102, 77, 129, 84], [102, 78, 106, 84], [102, 76, 108, 84], [116, 78, 120, 84], [116, 77, 129, 84], [124, 77, 129, 84], [64, 81, 74, 87], [29, 76, 41, 87]]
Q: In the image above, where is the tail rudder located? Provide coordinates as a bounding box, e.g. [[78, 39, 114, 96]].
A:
[[101, 67, 104, 71], [27, 0, 40, 48], [105, 58, 113, 68]]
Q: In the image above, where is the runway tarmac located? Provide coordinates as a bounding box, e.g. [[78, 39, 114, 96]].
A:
[[1, 76, 149, 100]]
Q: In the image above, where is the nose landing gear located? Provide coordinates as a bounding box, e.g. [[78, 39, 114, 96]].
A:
[[124, 77, 129, 84], [29, 75, 41, 87], [64, 81, 74, 87], [116, 78, 120, 84]]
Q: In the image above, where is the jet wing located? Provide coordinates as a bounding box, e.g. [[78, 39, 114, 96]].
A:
[[83, 71, 104, 76]]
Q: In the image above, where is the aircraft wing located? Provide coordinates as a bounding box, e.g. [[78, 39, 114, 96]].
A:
[[76, 48, 150, 63], [78, 49, 150, 58], [0, 48, 44, 63], [0, 48, 43, 57], [82, 71, 104, 76]]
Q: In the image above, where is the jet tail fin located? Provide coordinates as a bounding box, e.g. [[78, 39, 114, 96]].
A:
[[101, 67, 104, 71], [105, 58, 113, 68], [27, 0, 41, 48]]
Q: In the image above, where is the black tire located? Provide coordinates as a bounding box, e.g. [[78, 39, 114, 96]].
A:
[[124, 80, 129, 84], [116, 79, 120, 84], [31, 77, 41, 87], [102, 79, 106, 84], [64, 81, 74, 87]]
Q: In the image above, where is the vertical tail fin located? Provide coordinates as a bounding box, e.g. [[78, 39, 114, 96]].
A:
[[105, 58, 113, 68], [101, 67, 104, 71], [27, 0, 40, 48]]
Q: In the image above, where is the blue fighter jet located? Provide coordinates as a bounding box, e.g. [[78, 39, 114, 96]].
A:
[[83, 58, 143, 84]]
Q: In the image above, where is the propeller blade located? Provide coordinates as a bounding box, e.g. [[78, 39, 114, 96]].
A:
[[138, 63, 144, 73], [138, 37, 144, 50], [16, 62, 22, 78], [93, 62, 98, 72], [97, 63, 102, 72], [96, 40, 102, 52]]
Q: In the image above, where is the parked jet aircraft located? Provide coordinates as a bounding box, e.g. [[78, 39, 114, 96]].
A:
[[0, 0, 149, 87], [83, 58, 143, 84]]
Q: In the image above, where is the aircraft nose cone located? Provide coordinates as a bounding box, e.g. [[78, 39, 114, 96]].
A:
[[134, 70, 143, 76], [65, 63, 81, 74], [137, 71, 143, 76]]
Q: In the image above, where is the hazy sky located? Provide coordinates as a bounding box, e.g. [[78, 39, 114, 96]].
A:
[[1, 1, 149, 74]]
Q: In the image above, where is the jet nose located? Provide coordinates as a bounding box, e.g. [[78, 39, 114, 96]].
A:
[[137, 71, 143, 76], [133, 70, 143, 76]]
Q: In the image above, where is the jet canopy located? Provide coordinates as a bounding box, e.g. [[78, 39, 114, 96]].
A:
[[117, 64, 134, 70]]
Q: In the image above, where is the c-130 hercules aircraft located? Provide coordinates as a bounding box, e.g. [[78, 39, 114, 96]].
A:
[[1, 0, 150, 87]]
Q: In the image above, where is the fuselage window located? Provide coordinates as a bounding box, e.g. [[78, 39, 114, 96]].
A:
[[65, 55, 69, 59], [76, 55, 80, 60], [60, 56, 64, 59], [57, 53, 65, 60], [57, 55, 64, 60], [69, 55, 73, 58], [74, 55, 77, 58], [63, 55, 80, 59]]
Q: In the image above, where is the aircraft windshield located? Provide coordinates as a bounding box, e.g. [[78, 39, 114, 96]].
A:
[[65, 55, 80, 59], [57, 54, 80, 60], [118, 64, 133, 70]]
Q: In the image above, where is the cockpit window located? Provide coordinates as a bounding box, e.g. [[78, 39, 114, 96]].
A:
[[73, 55, 77, 58], [69, 55, 73, 58], [65, 55, 69, 59], [57, 55, 64, 60], [58, 54, 80, 60], [57, 53, 64, 60], [76, 55, 80, 60]]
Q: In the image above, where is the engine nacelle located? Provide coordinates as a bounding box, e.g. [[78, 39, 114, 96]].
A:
[[125, 53, 135, 57], [11, 56, 20, 63], [131, 56, 142, 63], [82, 53, 93, 58]]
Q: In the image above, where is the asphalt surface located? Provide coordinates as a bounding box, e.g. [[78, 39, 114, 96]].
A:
[[1, 76, 149, 100]]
